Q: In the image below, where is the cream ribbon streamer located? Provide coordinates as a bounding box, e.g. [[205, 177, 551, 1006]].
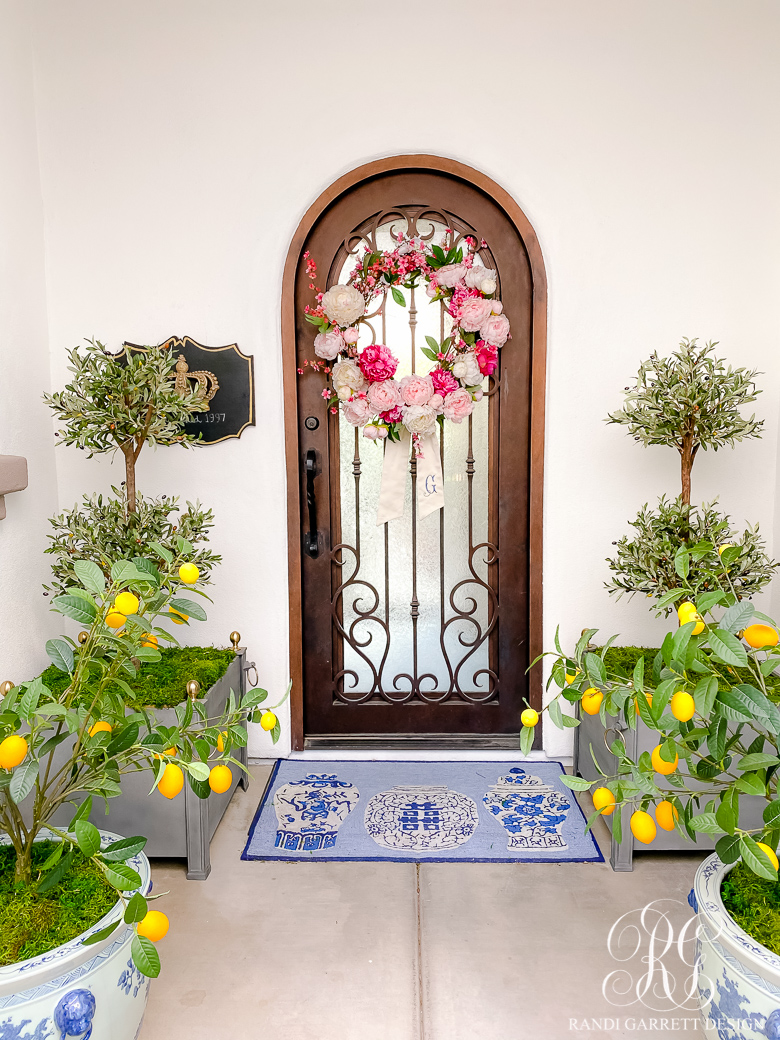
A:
[[376, 428, 445, 526]]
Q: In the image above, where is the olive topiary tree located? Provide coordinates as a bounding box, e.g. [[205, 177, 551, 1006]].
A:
[[605, 339, 776, 611], [607, 338, 763, 506], [45, 339, 202, 513]]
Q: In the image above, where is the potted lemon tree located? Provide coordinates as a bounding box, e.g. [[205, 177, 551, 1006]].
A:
[[0, 548, 283, 1039], [572, 338, 777, 868], [538, 575, 780, 1038], [41, 339, 276, 876]]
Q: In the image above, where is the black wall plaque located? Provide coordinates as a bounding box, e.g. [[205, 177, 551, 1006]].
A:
[[124, 336, 255, 444]]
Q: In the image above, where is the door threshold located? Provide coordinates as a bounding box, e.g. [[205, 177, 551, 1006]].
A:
[[304, 734, 523, 751]]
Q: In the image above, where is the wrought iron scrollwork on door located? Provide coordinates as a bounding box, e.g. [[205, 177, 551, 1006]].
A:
[[326, 207, 501, 706]]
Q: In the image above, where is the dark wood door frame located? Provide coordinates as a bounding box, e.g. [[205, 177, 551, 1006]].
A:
[[281, 155, 548, 751]]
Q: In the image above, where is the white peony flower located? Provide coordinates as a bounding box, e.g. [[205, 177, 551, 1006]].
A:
[[464, 266, 497, 294], [402, 404, 438, 438], [452, 352, 483, 387], [321, 284, 366, 327], [332, 359, 366, 396]]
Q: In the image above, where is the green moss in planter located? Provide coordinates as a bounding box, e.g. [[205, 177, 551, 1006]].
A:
[[0, 842, 117, 967], [39, 646, 235, 709], [721, 861, 780, 957], [599, 646, 780, 701]]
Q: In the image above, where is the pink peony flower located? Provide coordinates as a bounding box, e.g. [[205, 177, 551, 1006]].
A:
[[367, 379, 402, 414], [399, 374, 434, 406], [314, 330, 345, 360], [476, 342, 498, 376], [343, 327, 359, 344], [363, 425, 378, 440], [429, 393, 444, 414], [480, 313, 511, 347], [380, 406, 403, 424], [435, 263, 467, 288], [458, 297, 494, 332], [358, 343, 398, 383], [430, 367, 459, 396], [342, 395, 372, 427], [442, 388, 475, 424]]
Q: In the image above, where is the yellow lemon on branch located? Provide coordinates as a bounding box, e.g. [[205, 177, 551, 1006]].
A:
[[0, 735, 28, 770]]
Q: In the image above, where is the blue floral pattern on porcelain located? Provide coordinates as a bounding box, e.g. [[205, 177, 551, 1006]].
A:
[[273, 774, 359, 851], [483, 768, 570, 849]]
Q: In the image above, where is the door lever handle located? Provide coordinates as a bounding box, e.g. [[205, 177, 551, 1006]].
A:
[[304, 449, 319, 558]]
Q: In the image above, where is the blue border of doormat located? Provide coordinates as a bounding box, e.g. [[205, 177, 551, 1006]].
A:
[[240, 759, 604, 864]]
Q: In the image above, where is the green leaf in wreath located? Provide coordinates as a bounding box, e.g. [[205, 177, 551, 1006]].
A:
[[391, 287, 406, 307]]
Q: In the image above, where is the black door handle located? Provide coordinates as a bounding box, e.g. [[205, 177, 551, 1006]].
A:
[[304, 449, 319, 558]]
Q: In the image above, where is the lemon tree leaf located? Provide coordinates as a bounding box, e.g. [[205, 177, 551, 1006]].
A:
[[560, 775, 593, 791], [74, 819, 101, 857], [103, 836, 147, 862], [690, 812, 720, 834], [103, 862, 142, 891], [187, 761, 210, 782], [52, 595, 97, 625], [131, 934, 161, 978], [37, 847, 74, 893], [740, 834, 778, 880], [738, 753, 780, 771], [709, 629, 748, 668], [10, 761, 38, 804], [169, 597, 207, 622], [720, 600, 755, 635], [520, 725, 534, 756], [46, 638, 74, 674], [82, 920, 121, 946], [74, 559, 106, 594], [123, 892, 148, 923]]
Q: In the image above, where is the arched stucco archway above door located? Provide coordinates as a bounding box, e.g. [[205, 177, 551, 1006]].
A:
[[281, 156, 547, 750]]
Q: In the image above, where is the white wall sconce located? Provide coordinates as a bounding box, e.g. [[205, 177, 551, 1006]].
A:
[[0, 455, 28, 519]]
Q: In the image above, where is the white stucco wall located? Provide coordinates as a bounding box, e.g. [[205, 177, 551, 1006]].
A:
[[16, 0, 780, 756], [0, 0, 60, 683]]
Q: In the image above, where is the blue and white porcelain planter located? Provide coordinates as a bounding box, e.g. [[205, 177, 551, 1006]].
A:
[[693, 853, 780, 1039], [0, 830, 152, 1040]]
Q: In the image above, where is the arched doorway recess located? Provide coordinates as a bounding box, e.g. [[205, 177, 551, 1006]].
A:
[[281, 156, 547, 750]]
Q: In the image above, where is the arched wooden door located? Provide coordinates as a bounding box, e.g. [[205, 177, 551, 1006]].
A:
[[282, 157, 546, 749]]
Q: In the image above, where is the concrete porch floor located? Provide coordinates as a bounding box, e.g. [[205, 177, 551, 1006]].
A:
[[139, 765, 707, 1040]]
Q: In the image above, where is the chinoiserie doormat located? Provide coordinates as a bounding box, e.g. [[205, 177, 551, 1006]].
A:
[[241, 760, 603, 864]]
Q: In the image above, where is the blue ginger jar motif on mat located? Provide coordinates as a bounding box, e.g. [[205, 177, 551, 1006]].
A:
[[483, 768, 570, 850], [364, 785, 479, 851], [273, 773, 359, 851]]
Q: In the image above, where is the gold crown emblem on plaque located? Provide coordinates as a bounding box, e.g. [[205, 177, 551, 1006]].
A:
[[171, 354, 219, 411]]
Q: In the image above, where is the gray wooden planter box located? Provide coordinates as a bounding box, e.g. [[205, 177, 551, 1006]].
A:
[[50, 648, 251, 880], [574, 705, 764, 871]]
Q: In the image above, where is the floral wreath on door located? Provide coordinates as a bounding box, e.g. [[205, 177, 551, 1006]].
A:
[[298, 230, 510, 456]]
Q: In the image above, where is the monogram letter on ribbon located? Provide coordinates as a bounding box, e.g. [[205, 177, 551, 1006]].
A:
[[376, 429, 445, 526]]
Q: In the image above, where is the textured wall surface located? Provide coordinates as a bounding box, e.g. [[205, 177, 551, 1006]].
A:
[[4, 0, 779, 756], [0, 1, 60, 683]]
